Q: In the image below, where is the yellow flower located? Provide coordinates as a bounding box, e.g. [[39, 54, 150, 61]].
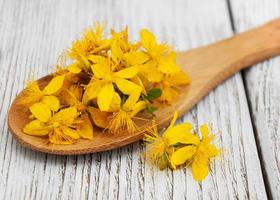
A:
[[156, 71, 191, 103], [107, 90, 147, 134], [144, 112, 200, 169], [111, 27, 140, 54], [140, 29, 170, 62], [111, 41, 149, 70], [191, 125, 220, 181], [18, 75, 65, 111], [68, 23, 110, 72], [170, 124, 220, 181], [110, 27, 147, 68], [23, 103, 93, 144], [82, 56, 142, 111], [59, 87, 103, 139], [23, 103, 78, 143], [140, 29, 180, 82]]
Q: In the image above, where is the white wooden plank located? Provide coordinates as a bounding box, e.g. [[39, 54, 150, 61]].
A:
[[228, 0, 280, 198], [0, 0, 267, 199]]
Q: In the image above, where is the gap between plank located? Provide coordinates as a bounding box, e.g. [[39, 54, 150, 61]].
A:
[[240, 71, 273, 200]]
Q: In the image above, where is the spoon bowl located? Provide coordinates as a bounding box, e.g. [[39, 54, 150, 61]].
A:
[[8, 18, 280, 155]]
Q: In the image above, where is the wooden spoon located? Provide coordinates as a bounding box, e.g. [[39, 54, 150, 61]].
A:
[[8, 18, 280, 155]]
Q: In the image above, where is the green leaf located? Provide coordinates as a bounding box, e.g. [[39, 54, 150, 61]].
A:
[[147, 106, 157, 114], [144, 88, 162, 101]]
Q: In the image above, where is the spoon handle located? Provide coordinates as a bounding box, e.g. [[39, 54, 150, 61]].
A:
[[178, 18, 280, 88], [224, 18, 280, 72]]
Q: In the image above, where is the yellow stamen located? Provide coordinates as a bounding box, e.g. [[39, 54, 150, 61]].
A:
[[107, 110, 137, 135], [144, 121, 171, 169]]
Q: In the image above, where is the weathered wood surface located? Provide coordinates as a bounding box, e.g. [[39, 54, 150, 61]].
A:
[[0, 0, 269, 199], [228, 0, 280, 199]]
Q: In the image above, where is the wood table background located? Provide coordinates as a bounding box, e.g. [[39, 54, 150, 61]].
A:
[[0, 0, 279, 199]]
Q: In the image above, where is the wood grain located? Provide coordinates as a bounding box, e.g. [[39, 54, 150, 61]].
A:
[[0, 0, 267, 199], [229, 0, 280, 198]]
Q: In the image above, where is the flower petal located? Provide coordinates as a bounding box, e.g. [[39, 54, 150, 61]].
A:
[[159, 85, 178, 103], [42, 75, 65, 95], [23, 120, 49, 136], [17, 81, 44, 108], [191, 154, 209, 181], [124, 51, 149, 66], [52, 106, 78, 123], [168, 111, 178, 128], [97, 83, 114, 111], [91, 63, 111, 79], [111, 41, 124, 62], [164, 121, 200, 146], [165, 71, 191, 86], [87, 106, 110, 128], [170, 146, 197, 168], [79, 55, 91, 70], [115, 78, 141, 95], [82, 80, 104, 104], [130, 101, 146, 116], [29, 103, 51, 122], [68, 62, 82, 74], [207, 144, 220, 157], [123, 90, 141, 111], [140, 29, 156, 51], [77, 114, 94, 140], [88, 55, 108, 64], [158, 52, 180, 74], [59, 89, 79, 106], [109, 92, 121, 112], [200, 124, 209, 138], [165, 128, 200, 146], [131, 76, 147, 95], [61, 126, 80, 140], [200, 124, 215, 144], [41, 95, 60, 111], [114, 66, 139, 79], [141, 62, 163, 82], [69, 84, 83, 102]]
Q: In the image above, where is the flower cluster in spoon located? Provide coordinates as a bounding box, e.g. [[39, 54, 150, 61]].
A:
[[18, 24, 191, 144]]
